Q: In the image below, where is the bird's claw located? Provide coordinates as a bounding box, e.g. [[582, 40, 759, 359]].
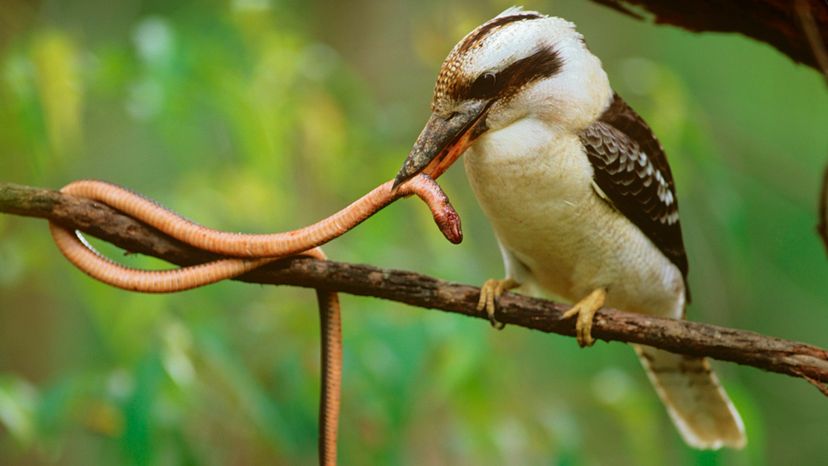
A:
[[476, 278, 519, 330], [561, 288, 607, 347]]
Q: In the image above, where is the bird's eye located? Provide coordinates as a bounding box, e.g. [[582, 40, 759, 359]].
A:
[[469, 72, 498, 99]]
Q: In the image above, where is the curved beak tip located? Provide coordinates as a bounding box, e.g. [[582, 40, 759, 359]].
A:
[[394, 101, 489, 191], [391, 159, 417, 191], [391, 173, 406, 191]]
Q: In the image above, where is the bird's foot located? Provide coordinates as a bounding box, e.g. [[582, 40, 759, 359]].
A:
[[476, 278, 520, 330], [561, 288, 607, 347]]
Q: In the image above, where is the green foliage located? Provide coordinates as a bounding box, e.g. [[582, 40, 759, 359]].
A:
[[1, 0, 827, 464]]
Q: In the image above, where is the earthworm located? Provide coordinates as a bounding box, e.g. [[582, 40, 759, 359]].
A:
[[47, 174, 461, 466]]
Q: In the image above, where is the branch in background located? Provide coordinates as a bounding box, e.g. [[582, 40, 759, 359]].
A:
[[593, 0, 828, 254], [590, 0, 828, 72], [795, 0, 828, 84], [793, 0, 828, 255], [2, 181, 828, 394]]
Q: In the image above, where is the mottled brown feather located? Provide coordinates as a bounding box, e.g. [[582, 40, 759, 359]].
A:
[[433, 12, 549, 110], [579, 94, 690, 294]]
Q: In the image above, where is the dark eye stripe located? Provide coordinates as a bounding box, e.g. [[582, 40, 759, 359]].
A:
[[468, 72, 497, 99], [458, 46, 563, 101]]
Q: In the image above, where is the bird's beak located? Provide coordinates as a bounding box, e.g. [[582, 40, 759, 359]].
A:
[[393, 100, 489, 189]]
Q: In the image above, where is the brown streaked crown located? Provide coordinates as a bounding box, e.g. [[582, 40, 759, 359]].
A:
[[433, 11, 556, 111], [455, 12, 544, 55]]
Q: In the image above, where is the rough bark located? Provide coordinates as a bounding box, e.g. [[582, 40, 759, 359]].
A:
[[2, 181, 827, 393], [590, 0, 828, 72]]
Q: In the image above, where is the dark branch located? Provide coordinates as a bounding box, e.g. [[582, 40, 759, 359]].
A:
[[2, 181, 828, 392], [590, 0, 828, 72], [795, 0, 828, 83], [591, 0, 828, 259]]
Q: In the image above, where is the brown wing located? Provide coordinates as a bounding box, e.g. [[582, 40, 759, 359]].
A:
[[579, 94, 689, 291]]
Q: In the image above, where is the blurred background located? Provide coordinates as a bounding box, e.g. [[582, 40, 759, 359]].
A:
[[1, 0, 827, 464]]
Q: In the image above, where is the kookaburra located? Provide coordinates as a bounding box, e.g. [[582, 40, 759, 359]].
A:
[[394, 8, 746, 449]]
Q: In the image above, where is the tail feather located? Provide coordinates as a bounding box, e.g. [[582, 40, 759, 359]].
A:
[[634, 344, 746, 449]]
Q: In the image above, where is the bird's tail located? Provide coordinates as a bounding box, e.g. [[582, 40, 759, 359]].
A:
[[633, 344, 746, 449]]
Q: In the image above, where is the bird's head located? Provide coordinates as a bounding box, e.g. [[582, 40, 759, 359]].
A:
[[394, 7, 611, 187]]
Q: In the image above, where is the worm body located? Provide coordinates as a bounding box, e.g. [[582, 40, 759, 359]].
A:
[[48, 174, 460, 466]]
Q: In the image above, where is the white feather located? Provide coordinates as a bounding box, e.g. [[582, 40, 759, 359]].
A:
[[445, 10, 745, 449]]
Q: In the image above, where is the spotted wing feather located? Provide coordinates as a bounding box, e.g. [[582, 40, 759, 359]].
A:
[[579, 94, 689, 288]]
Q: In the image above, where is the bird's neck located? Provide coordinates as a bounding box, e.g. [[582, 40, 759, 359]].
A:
[[466, 116, 585, 171], [463, 116, 595, 219]]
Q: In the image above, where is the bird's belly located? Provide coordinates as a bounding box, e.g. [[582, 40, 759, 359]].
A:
[[464, 133, 684, 318]]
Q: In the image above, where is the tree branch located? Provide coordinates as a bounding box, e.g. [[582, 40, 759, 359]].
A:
[[795, 0, 828, 84], [593, 0, 828, 260], [1, 181, 828, 393], [589, 0, 828, 72]]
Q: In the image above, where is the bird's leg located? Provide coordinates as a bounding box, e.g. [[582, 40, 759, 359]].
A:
[[561, 288, 607, 347], [476, 277, 520, 329]]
